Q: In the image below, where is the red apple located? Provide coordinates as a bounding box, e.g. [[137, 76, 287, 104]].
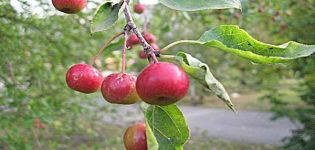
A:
[[136, 62, 189, 106], [124, 123, 147, 150], [52, 0, 86, 14], [126, 40, 133, 50], [139, 51, 147, 59], [128, 34, 140, 45], [66, 63, 103, 93], [133, 3, 145, 14], [150, 43, 159, 50], [143, 33, 156, 43], [101, 73, 139, 104]]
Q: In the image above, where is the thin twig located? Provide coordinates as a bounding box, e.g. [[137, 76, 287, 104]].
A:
[[121, 30, 128, 73], [160, 54, 176, 59], [90, 32, 124, 65], [160, 40, 202, 53], [123, 0, 159, 63]]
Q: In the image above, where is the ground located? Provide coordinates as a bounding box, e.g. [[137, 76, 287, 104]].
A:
[[181, 88, 303, 112]]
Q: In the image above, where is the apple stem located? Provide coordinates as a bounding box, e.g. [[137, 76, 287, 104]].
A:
[[90, 32, 124, 65], [160, 40, 202, 53], [121, 31, 128, 74], [123, 0, 159, 63], [150, 52, 159, 63]]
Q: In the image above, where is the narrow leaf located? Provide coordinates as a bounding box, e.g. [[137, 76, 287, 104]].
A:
[[159, 0, 241, 11], [164, 25, 315, 64], [145, 105, 189, 150], [176, 52, 235, 111], [141, 102, 161, 150], [90, 1, 124, 33], [145, 119, 159, 150]]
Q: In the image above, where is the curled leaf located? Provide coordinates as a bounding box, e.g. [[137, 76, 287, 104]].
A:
[[176, 52, 236, 111]]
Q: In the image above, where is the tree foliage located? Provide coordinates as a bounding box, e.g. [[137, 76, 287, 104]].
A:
[[0, 0, 314, 149], [0, 1, 122, 149]]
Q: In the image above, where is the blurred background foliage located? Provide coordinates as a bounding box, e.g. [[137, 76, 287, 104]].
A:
[[0, 0, 314, 149]]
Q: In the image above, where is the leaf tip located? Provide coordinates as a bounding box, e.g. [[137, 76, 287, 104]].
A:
[[227, 103, 237, 113]]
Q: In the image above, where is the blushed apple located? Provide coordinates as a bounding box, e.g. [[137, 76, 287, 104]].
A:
[[124, 123, 147, 150], [133, 3, 145, 14], [66, 63, 103, 93], [52, 0, 86, 14], [101, 73, 139, 104], [136, 62, 189, 106]]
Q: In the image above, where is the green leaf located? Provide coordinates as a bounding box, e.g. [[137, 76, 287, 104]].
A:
[[163, 25, 315, 64], [144, 104, 189, 150], [90, 1, 124, 33], [145, 119, 159, 150], [141, 102, 159, 150], [159, 0, 241, 11], [176, 52, 235, 111]]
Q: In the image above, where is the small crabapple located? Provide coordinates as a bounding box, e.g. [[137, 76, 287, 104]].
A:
[[143, 33, 157, 44], [136, 62, 189, 106], [66, 63, 103, 93], [101, 73, 139, 104], [52, 0, 86, 14], [133, 3, 145, 14], [127, 34, 140, 45], [124, 123, 147, 150]]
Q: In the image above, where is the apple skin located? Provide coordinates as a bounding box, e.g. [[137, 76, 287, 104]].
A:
[[128, 34, 140, 45], [66, 63, 103, 93], [127, 33, 156, 47], [101, 73, 140, 104], [139, 43, 159, 59], [126, 40, 133, 50], [136, 62, 189, 106], [52, 0, 86, 14], [150, 43, 159, 50], [143, 33, 156, 44], [139, 51, 147, 59], [133, 3, 145, 14], [124, 123, 147, 150]]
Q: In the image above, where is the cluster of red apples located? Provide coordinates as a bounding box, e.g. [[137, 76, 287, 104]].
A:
[[66, 45, 189, 150], [66, 62, 188, 149], [64, 1, 189, 105], [127, 32, 159, 59], [129, 4, 160, 60], [66, 60, 190, 106], [53, 1, 189, 149]]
